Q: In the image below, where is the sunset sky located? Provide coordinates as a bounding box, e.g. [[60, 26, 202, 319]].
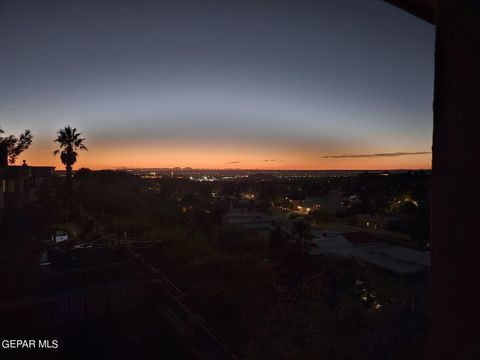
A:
[[0, 0, 434, 170]]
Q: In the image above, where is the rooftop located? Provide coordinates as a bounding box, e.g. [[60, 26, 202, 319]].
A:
[[311, 231, 430, 275]]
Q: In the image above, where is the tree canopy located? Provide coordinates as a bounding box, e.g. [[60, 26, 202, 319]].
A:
[[0, 127, 33, 164]]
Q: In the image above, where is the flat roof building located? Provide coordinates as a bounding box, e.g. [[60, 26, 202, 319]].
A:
[[311, 230, 430, 276]]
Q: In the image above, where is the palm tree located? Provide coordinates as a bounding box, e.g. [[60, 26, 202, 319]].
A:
[[54, 126, 87, 202]]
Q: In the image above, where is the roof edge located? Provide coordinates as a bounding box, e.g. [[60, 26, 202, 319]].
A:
[[383, 0, 437, 24]]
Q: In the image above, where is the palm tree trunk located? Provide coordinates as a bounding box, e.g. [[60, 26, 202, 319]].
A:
[[65, 163, 73, 206]]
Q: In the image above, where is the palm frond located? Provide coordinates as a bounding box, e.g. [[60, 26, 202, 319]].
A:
[[54, 126, 87, 166]]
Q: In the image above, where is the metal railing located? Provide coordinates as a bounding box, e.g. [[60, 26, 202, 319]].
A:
[[124, 247, 237, 360], [54, 280, 147, 322], [0, 242, 237, 360]]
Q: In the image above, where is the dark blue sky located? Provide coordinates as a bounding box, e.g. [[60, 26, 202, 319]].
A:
[[0, 0, 434, 169]]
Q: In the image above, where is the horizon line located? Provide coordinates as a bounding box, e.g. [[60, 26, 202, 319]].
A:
[[57, 167, 432, 172]]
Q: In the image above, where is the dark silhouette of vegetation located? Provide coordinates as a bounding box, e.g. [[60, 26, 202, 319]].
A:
[[247, 257, 428, 360], [269, 227, 288, 248], [54, 126, 87, 204], [0, 168, 430, 358], [307, 209, 335, 227], [0, 127, 33, 164], [289, 220, 314, 252]]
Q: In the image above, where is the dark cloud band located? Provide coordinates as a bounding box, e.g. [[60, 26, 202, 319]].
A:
[[323, 151, 431, 159]]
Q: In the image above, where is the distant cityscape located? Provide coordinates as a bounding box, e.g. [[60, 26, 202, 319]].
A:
[[91, 168, 431, 181]]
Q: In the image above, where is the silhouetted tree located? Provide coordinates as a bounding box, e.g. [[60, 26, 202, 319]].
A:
[[74, 167, 93, 179], [269, 227, 287, 248], [307, 209, 334, 227], [289, 220, 314, 252], [0, 127, 33, 164], [54, 126, 87, 204]]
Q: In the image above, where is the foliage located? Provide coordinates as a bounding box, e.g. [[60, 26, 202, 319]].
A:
[[306, 209, 334, 227], [269, 227, 288, 248], [210, 224, 267, 255], [54, 125, 88, 207], [0, 127, 33, 164], [138, 223, 277, 353], [54, 125, 88, 167], [247, 257, 428, 360], [289, 220, 314, 252]]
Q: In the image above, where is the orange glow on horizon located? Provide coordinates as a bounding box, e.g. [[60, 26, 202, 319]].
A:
[[19, 139, 432, 171]]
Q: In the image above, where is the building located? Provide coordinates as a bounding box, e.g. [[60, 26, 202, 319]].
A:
[[297, 191, 347, 214], [222, 208, 277, 234], [380, 1, 480, 357], [310, 230, 430, 276], [0, 143, 55, 215]]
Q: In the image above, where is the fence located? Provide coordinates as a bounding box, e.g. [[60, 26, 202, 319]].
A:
[[0, 244, 237, 360], [54, 280, 148, 322], [124, 247, 237, 360]]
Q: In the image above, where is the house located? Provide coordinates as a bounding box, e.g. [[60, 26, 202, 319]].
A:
[[297, 191, 347, 214], [0, 143, 55, 214], [222, 208, 276, 234], [310, 230, 430, 276]]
